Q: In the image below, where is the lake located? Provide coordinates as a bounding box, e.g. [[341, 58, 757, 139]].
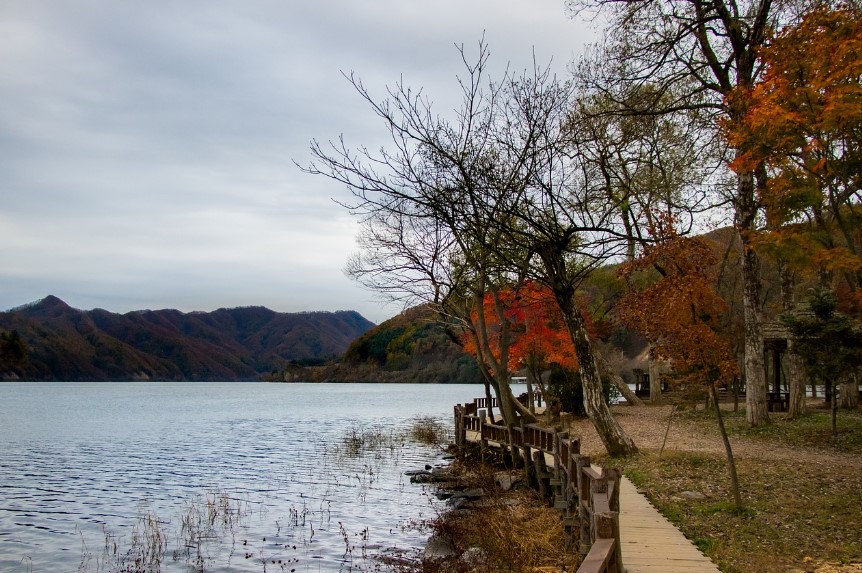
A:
[[0, 382, 493, 572]]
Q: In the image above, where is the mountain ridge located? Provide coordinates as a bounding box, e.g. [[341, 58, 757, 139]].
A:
[[0, 296, 375, 381]]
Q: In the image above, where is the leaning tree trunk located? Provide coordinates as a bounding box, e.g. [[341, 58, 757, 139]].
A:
[[538, 244, 637, 456], [485, 364, 539, 425], [489, 372, 520, 426], [737, 172, 769, 427], [560, 300, 638, 456], [710, 383, 744, 509], [471, 284, 534, 427], [595, 350, 644, 406]]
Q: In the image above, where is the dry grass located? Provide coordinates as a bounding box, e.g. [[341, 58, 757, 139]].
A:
[[340, 424, 406, 457], [441, 493, 578, 573], [408, 416, 451, 447], [419, 459, 581, 573], [80, 490, 251, 573]]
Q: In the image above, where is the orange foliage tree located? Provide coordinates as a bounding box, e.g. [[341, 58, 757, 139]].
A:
[[619, 222, 743, 508], [724, 6, 862, 306], [462, 282, 582, 410]]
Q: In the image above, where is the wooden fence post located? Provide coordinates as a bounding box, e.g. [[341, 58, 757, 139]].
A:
[[454, 405, 466, 448], [479, 410, 487, 462], [577, 454, 592, 553], [605, 469, 623, 571], [520, 419, 534, 487], [532, 449, 550, 501], [553, 431, 565, 478], [507, 424, 521, 469]]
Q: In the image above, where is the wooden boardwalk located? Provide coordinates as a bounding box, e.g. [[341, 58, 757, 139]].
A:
[[464, 430, 721, 572], [619, 477, 721, 573]]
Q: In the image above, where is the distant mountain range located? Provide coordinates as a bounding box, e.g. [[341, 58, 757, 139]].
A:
[[0, 296, 375, 381]]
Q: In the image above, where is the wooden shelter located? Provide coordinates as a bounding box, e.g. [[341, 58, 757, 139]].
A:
[[762, 320, 791, 411]]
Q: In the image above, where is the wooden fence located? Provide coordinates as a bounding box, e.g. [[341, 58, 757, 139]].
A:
[[454, 398, 622, 573]]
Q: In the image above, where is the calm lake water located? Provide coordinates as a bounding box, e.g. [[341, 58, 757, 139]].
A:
[[0, 382, 492, 573]]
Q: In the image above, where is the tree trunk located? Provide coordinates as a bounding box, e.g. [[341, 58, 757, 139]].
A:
[[487, 366, 539, 424], [510, 391, 540, 423], [524, 360, 537, 414], [595, 350, 644, 406], [779, 259, 807, 418], [483, 377, 496, 424], [736, 176, 769, 426], [648, 351, 663, 404], [742, 270, 769, 426], [786, 346, 807, 418], [710, 383, 743, 509], [527, 361, 547, 404], [472, 284, 525, 426], [831, 379, 838, 436], [537, 243, 636, 456], [560, 300, 638, 456], [493, 379, 521, 426], [840, 373, 859, 410]]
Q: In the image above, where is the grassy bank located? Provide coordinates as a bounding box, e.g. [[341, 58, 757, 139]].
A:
[[593, 407, 862, 573]]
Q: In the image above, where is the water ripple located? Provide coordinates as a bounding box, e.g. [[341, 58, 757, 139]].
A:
[[0, 382, 488, 573]]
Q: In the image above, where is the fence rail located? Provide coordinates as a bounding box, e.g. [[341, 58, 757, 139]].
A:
[[454, 397, 622, 573]]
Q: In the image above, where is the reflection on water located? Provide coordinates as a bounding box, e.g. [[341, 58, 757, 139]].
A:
[[0, 382, 486, 572]]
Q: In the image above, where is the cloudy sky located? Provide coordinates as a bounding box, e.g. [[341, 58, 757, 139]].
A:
[[0, 1, 594, 323]]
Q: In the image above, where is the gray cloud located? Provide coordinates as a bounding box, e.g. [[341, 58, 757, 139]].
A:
[[0, 0, 592, 323]]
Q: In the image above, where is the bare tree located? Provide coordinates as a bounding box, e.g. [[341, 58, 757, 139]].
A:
[[301, 44, 541, 426], [302, 43, 642, 454]]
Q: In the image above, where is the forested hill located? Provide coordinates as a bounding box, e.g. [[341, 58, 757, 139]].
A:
[[293, 305, 483, 384], [0, 296, 374, 381]]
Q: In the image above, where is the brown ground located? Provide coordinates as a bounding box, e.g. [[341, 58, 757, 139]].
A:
[[569, 403, 860, 468], [560, 403, 862, 573]]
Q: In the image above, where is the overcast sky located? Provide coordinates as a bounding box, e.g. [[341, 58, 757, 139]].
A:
[[0, 1, 595, 324]]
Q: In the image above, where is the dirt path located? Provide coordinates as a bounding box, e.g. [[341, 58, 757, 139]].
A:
[[567, 404, 861, 469]]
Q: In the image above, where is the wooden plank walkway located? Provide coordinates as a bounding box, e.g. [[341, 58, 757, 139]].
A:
[[619, 476, 721, 573], [465, 430, 721, 572]]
